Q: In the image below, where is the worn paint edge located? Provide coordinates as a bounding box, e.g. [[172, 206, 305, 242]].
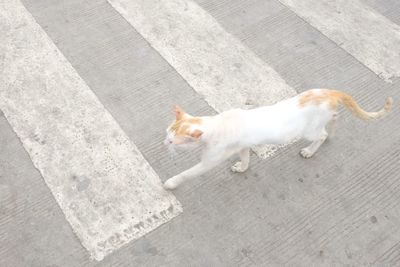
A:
[[0, 0, 182, 261], [107, 0, 298, 159]]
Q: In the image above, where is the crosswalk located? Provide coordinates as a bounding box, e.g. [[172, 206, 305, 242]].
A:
[[0, 0, 181, 261], [108, 0, 297, 159], [1, 0, 400, 263], [278, 0, 400, 83]]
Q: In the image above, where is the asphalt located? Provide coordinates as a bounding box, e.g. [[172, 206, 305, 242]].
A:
[[1, 0, 399, 266]]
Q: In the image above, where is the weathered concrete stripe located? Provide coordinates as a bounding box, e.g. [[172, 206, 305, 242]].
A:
[[107, 0, 297, 159], [0, 0, 182, 261], [278, 0, 400, 83]]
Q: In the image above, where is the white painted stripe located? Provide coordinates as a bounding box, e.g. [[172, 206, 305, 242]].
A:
[[0, 0, 182, 261], [278, 0, 400, 83], [107, 0, 297, 159]]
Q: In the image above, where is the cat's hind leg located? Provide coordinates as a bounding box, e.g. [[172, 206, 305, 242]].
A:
[[231, 148, 250, 173], [300, 128, 328, 159]]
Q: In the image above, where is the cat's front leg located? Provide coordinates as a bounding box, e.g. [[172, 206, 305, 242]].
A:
[[163, 161, 211, 190], [163, 175, 183, 190], [164, 147, 238, 190]]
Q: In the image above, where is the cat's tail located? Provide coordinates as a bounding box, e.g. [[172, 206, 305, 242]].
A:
[[339, 92, 393, 121]]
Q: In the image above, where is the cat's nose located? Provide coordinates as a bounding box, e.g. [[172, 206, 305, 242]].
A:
[[163, 139, 173, 145]]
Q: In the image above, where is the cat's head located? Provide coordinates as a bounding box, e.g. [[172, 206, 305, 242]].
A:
[[164, 106, 203, 148]]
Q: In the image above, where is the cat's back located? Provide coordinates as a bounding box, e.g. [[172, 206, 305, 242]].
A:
[[218, 108, 246, 120], [212, 108, 247, 131]]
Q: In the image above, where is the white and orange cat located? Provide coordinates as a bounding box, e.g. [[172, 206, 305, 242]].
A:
[[163, 89, 392, 190]]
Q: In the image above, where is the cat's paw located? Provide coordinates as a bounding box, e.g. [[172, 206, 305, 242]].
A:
[[231, 162, 248, 173], [300, 148, 314, 159], [163, 178, 179, 190]]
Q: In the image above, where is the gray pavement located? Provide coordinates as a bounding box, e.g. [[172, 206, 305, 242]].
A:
[[1, 0, 400, 266]]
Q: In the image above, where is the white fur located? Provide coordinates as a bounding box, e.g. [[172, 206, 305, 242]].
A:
[[163, 90, 335, 190]]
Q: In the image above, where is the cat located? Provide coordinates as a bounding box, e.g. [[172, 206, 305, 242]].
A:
[[163, 89, 392, 190]]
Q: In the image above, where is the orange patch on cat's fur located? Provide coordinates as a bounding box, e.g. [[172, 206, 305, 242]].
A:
[[170, 106, 203, 137], [299, 89, 393, 120], [171, 118, 203, 137], [299, 89, 346, 110]]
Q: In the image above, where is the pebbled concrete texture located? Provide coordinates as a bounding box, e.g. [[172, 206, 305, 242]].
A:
[[0, 110, 90, 267], [1, 0, 181, 261], [1, 0, 400, 266]]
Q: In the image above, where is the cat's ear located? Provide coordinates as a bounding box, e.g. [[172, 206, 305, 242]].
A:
[[190, 129, 203, 139], [174, 105, 185, 120]]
